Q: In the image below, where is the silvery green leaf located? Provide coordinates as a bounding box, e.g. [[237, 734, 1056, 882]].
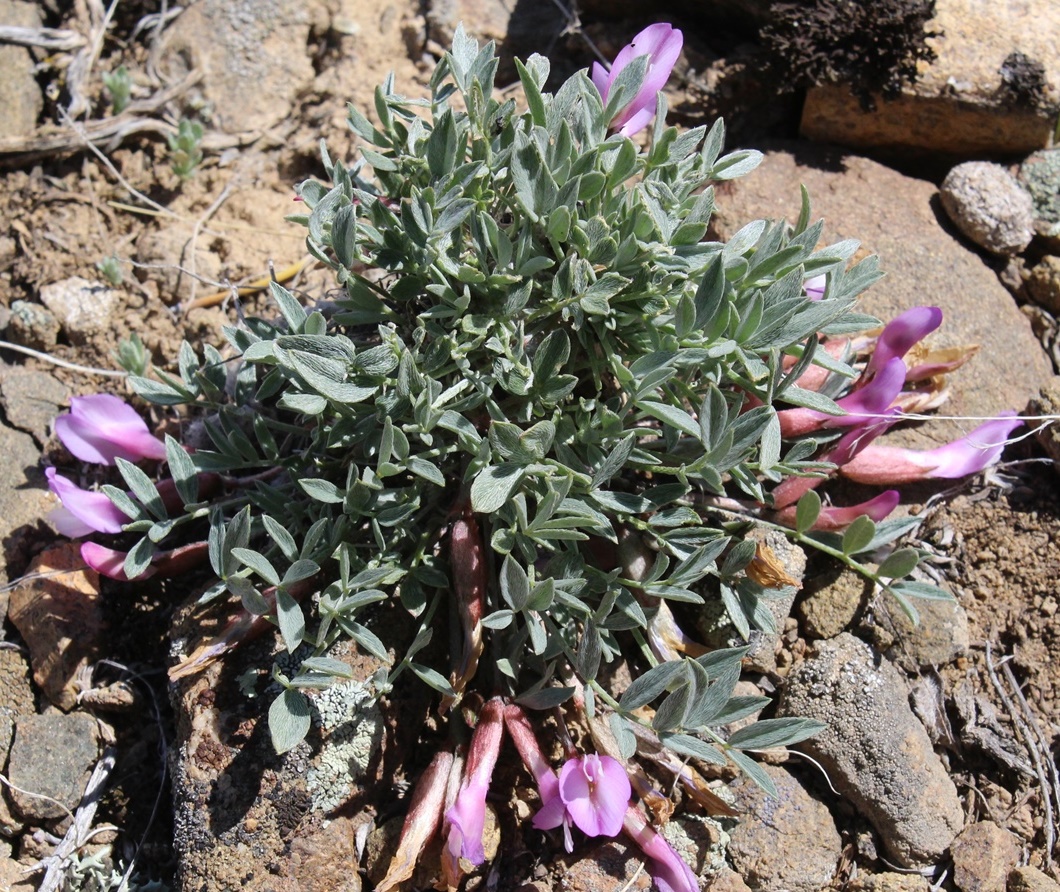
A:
[[276, 587, 306, 653], [500, 555, 531, 611], [165, 435, 198, 506], [780, 386, 844, 415], [123, 537, 154, 580], [660, 733, 727, 765], [726, 749, 777, 796], [351, 622, 391, 662], [720, 582, 750, 641], [794, 490, 822, 534], [620, 659, 687, 711], [637, 400, 701, 439], [231, 547, 280, 586], [515, 57, 547, 126], [516, 686, 575, 710], [263, 515, 298, 562], [652, 683, 691, 732], [470, 464, 523, 513], [102, 484, 145, 522], [888, 580, 954, 601], [331, 205, 358, 268], [299, 478, 345, 504], [759, 409, 780, 473], [857, 516, 923, 551], [727, 717, 826, 750], [269, 689, 311, 754], [409, 662, 455, 695], [481, 609, 514, 629], [591, 432, 636, 489], [227, 575, 269, 614], [878, 547, 920, 579], [116, 458, 167, 521], [300, 657, 354, 678], [283, 559, 320, 585], [609, 712, 638, 761], [575, 621, 602, 679], [407, 457, 446, 487], [841, 515, 877, 555], [710, 149, 763, 181], [709, 695, 770, 725], [591, 490, 653, 515]]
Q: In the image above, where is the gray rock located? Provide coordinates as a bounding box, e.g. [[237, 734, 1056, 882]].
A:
[[0, 1, 43, 141], [798, 565, 873, 641], [951, 821, 1021, 892], [0, 418, 53, 587], [38, 277, 119, 346], [1018, 149, 1060, 239], [6, 300, 59, 352], [1026, 256, 1060, 315], [778, 633, 963, 867], [158, 0, 321, 133], [873, 579, 970, 670], [7, 713, 100, 822], [0, 366, 69, 445], [939, 162, 1035, 257], [726, 762, 841, 892], [712, 145, 1050, 451]]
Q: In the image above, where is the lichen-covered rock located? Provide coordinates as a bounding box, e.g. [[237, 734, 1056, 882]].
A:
[[726, 763, 841, 892], [7, 713, 100, 822], [1018, 149, 1060, 239], [873, 578, 969, 670], [778, 633, 963, 867], [940, 162, 1035, 256], [6, 300, 59, 352]]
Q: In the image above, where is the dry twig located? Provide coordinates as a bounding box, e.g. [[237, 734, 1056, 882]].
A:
[[0, 25, 86, 51]]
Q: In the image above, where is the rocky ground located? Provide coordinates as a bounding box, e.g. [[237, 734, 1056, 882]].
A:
[[0, 1, 1058, 891]]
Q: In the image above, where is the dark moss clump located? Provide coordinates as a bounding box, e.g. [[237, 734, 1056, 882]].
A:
[[999, 51, 1049, 108], [760, 0, 940, 110]]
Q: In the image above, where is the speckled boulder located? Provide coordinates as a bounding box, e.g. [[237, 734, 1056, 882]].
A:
[[939, 162, 1035, 256], [726, 763, 841, 892], [778, 633, 963, 867]]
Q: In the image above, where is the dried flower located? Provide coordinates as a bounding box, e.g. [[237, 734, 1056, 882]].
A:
[[839, 413, 1022, 484], [592, 23, 683, 137], [55, 394, 166, 465], [45, 468, 127, 537]]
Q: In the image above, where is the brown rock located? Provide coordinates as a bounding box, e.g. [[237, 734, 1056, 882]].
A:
[[7, 543, 105, 711], [1026, 256, 1060, 315], [0, 1, 43, 141], [801, 0, 1060, 156], [798, 564, 873, 640], [726, 763, 841, 892], [557, 840, 651, 892], [874, 578, 969, 670], [951, 821, 1021, 892], [286, 815, 362, 891], [7, 713, 100, 822], [709, 868, 754, 892], [778, 634, 963, 867], [1008, 865, 1060, 892], [713, 145, 1050, 450], [849, 874, 931, 892], [1028, 376, 1060, 468]]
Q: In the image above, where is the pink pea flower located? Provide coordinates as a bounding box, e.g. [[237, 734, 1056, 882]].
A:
[[81, 540, 210, 581], [55, 394, 167, 465], [778, 356, 907, 437], [863, 306, 942, 382], [591, 23, 683, 138], [533, 754, 631, 851], [839, 412, 1022, 485], [623, 804, 698, 892], [774, 490, 901, 531], [803, 274, 827, 301], [444, 697, 505, 866], [45, 468, 128, 537]]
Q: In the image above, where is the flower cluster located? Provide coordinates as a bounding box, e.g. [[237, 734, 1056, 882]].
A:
[[42, 22, 1025, 891]]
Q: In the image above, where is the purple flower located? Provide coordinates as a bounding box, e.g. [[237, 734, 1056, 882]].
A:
[[444, 697, 505, 866], [80, 542, 149, 581], [623, 804, 698, 892], [839, 413, 1022, 485], [46, 468, 128, 537], [591, 24, 683, 137], [864, 306, 943, 381], [778, 356, 907, 437], [55, 394, 167, 465], [533, 754, 631, 851], [803, 274, 827, 301], [775, 490, 900, 531]]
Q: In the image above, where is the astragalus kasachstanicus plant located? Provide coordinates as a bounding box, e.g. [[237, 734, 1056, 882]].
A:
[[43, 23, 1022, 890]]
